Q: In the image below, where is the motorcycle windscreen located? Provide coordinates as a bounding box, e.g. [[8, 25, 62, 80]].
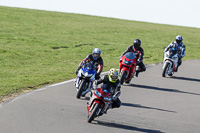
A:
[[83, 63, 96, 74], [125, 52, 136, 59]]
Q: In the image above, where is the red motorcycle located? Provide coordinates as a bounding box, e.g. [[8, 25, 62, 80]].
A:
[[87, 84, 112, 123], [119, 52, 136, 85]]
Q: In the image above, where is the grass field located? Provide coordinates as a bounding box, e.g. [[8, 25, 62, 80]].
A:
[[0, 6, 200, 102]]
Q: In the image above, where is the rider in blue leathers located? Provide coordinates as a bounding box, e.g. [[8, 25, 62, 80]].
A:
[[164, 35, 186, 71]]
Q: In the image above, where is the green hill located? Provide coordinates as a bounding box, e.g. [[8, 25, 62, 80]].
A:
[[0, 6, 200, 101]]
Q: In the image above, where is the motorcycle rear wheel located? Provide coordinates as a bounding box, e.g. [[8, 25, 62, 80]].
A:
[[88, 103, 101, 123], [162, 62, 170, 77], [76, 80, 86, 99]]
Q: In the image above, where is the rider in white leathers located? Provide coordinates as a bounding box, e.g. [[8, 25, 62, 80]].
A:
[[164, 35, 186, 71]]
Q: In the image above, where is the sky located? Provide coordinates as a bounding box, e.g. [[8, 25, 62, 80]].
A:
[[0, 0, 200, 28]]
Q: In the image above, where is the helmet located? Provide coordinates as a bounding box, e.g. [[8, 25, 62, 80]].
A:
[[92, 48, 101, 60], [175, 35, 183, 44], [108, 68, 118, 83], [133, 39, 141, 49]]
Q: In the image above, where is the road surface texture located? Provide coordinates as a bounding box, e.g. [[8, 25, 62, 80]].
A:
[[0, 60, 200, 133]]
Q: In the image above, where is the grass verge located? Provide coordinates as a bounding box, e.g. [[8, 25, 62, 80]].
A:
[[0, 6, 200, 102]]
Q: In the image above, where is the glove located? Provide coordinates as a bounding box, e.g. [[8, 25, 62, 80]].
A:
[[76, 66, 81, 75], [93, 80, 98, 89], [177, 55, 181, 59], [112, 96, 117, 101], [94, 85, 98, 90], [75, 70, 79, 75], [94, 80, 98, 86], [136, 61, 140, 65], [95, 74, 100, 80], [112, 91, 121, 101]]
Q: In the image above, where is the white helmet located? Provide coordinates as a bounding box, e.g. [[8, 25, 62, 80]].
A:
[[175, 35, 183, 44], [92, 48, 101, 60]]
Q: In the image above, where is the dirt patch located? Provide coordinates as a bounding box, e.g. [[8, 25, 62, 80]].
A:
[[0, 89, 33, 103]]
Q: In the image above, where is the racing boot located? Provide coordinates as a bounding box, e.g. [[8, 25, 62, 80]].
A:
[[135, 70, 140, 77]]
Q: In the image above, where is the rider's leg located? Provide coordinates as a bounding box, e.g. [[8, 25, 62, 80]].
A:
[[175, 57, 182, 72], [136, 62, 146, 77], [112, 98, 121, 108]]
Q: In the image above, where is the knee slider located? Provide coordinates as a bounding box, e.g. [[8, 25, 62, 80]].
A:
[[142, 67, 146, 72]]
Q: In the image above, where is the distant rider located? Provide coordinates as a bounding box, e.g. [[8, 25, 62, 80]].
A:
[[120, 39, 146, 77], [164, 35, 186, 71], [76, 48, 103, 79], [95, 68, 121, 109]]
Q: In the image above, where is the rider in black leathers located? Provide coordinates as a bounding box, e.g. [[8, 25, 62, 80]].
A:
[[120, 39, 146, 77], [95, 68, 121, 108], [76, 48, 103, 79]]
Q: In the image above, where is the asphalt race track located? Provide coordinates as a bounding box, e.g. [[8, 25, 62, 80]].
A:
[[0, 60, 200, 133]]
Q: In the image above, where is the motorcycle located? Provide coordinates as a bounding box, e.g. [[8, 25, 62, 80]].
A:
[[162, 48, 179, 77], [75, 61, 96, 99], [87, 84, 112, 123], [119, 52, 137, 85]]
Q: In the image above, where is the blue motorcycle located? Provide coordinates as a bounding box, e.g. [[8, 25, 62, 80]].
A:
[[75, 61, 97, 99]]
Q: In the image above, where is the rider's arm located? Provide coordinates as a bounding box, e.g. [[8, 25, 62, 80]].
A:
[[138, 48, 144, 62], [77, 59, 85, 70], [96, 78, 103, 85], [96, 58, 103, 75], [77, 55, 91, 69], [113, 82, 121, 100], [96, 75, 107, 85], [164, 42, 173, 52], [181, 44, 186, 58], [120, 46, 132, 59]]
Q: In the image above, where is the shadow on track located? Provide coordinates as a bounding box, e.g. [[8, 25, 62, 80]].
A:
[[170, 76, 200, 82], [121, 102, 176, 113], [94, 120, 164, 133], [129, 84, 200, 96]]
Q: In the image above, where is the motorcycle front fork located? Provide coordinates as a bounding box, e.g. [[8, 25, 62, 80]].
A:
[[75, 78, 80, 89], [82, 82, 92, 95]]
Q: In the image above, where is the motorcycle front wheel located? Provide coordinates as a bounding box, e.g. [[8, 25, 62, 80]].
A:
[[76, 80, 86, 99], [162, 62, 170, 77], [120, 70, 127, 85], [88, 103, 101, 123]]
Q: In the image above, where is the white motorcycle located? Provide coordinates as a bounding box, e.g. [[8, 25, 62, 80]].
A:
[[162, 49, 179, 77]]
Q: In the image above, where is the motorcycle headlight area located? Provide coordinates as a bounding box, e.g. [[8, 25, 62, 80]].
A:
[[95, 90, 101, 97], [104, 97, 111, 101], [81, 71, 93, 77], [123, 59, 133, 65]]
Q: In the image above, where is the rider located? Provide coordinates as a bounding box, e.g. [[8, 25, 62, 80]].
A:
[[95, 68, 121, 109], [164, 35, 186, 71], [120, 39, 146, 77], [76, 48, 103, 79]]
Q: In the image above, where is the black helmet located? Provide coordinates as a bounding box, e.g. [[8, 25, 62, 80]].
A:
[[133, 39, 141, 48]]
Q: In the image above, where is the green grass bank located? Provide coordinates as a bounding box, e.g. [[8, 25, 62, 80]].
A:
[[0, 6, 200, 101]]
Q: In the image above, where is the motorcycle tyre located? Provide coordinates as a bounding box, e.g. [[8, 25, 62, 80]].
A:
[[120, 71, 127, 85], [88, 103, 101, 123], [125, 78, 132, 84], [162, 62, 170, 77], [76, 80, 86, 99]]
